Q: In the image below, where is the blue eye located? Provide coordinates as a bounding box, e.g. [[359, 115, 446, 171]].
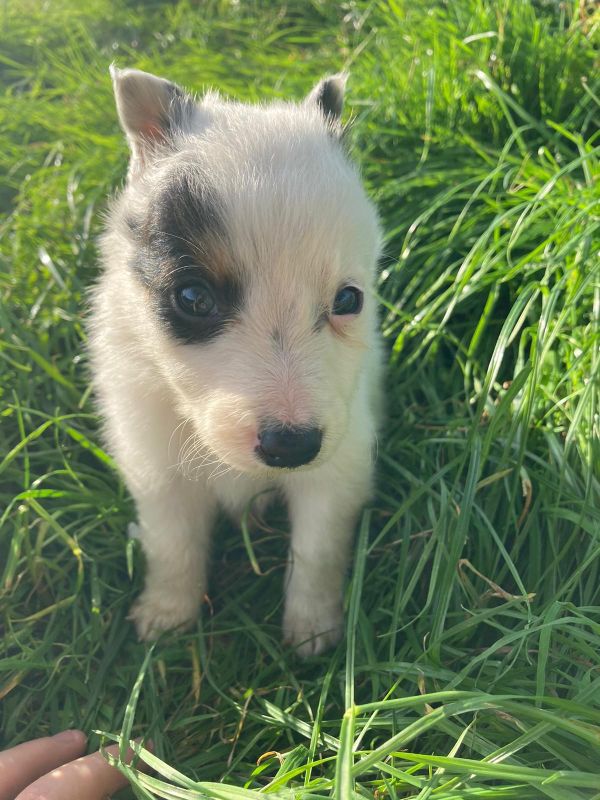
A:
[[176, 283, 217, 316], [332, 285, 363, 316]]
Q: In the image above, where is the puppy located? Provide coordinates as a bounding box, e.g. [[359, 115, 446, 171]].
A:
[[88, 67, 382, 656]]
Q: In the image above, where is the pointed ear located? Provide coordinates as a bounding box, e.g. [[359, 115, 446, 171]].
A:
[[110, 65, 195, 176], [305, 73, 347, 125]]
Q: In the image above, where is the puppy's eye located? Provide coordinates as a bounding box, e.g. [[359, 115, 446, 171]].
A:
[[176, 283, 217, 317], [332, 285, 363, 316]]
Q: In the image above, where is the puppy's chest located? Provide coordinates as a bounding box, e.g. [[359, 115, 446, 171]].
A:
[[211, 470, 276, 520]]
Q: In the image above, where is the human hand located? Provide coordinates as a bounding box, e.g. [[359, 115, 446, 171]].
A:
[[0, 729, 150, 800]]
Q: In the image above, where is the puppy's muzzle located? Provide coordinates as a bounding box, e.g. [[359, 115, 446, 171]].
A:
[[255, 425, 322, 469]]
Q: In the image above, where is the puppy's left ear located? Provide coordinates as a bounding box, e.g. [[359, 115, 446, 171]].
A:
[[305, 73, 347, 125]]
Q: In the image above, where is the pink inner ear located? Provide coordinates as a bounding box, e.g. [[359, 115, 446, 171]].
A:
[[139, 121, 166, 142]]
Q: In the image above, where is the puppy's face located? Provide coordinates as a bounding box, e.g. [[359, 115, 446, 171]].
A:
[[108, 69, 381, 474]]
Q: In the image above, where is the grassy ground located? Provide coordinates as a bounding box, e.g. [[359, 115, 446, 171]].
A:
[[1, 0, 599, 797]]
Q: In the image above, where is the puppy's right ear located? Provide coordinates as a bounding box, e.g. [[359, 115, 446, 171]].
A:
[[110, 65, 195, 177]]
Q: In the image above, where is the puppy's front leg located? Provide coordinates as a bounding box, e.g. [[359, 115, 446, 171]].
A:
[[283, 472, 370, 657], [128, 481, 216, 641]]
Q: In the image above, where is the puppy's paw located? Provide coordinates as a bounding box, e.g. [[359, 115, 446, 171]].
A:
[[283, 593, 344, 658], [128, 588, 200, 641]]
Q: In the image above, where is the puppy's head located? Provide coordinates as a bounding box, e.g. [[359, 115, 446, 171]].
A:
[[108, 67, 381, 474]]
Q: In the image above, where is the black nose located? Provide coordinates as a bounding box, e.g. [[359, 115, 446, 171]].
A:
[[256, 426, 322, 468]]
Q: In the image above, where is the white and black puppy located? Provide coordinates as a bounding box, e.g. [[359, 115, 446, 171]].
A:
[[88, 67, 382, 656]]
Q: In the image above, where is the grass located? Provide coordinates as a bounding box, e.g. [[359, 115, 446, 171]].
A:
[[1, 0, 599, 797]]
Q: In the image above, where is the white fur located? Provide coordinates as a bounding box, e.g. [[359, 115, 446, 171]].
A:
[[88, 69, 382, 656]]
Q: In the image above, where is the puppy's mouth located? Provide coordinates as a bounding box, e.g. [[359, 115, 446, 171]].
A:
[[254, 425, 323, 470]]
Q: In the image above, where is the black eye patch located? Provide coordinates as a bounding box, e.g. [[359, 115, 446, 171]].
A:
[[127, 170, 243, 343]]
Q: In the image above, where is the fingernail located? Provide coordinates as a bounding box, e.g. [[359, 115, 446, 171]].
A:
[[52, 729, 86, 744]]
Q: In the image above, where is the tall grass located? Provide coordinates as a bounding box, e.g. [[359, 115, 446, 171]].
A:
[[1, 1, 599, 798]]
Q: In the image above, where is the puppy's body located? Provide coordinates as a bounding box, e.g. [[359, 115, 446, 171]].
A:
[[89, 69, 382, 655]]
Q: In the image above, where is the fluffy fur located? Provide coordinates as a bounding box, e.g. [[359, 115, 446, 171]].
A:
[[88, 67, 382, 656]]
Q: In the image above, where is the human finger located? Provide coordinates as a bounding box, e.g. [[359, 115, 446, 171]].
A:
[[15, 740, 151, 800], [0, 730, 87, 800]]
